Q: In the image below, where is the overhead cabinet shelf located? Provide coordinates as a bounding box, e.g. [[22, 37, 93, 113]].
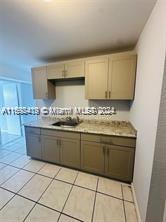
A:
[[31, 51, 137, 100], [47, 60, 85, 79]]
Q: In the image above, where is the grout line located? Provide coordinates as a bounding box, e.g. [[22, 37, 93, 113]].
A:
[[91, 177, 99, 222], [57, 171, 80, 222], [121, 184, 127, 222]]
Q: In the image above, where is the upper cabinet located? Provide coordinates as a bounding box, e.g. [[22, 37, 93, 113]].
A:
[[65, 60, 84, 78], [47, 60, 85, 79], [47, 63, 65, 79], [108, 52, 137, 100], [31, 66, 55, 99], [85, 56, 108, 99], [85, 51, 136, 100], [31, 51, 137, 100]]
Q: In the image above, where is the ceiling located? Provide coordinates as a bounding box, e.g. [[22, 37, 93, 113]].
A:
[[0, 0, 157, 74]]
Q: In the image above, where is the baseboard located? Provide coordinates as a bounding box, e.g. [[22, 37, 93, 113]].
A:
[[131, 183, 142, 222]]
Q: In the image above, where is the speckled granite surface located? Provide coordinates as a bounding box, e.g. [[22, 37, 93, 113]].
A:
[[24, 117, 137, 138]]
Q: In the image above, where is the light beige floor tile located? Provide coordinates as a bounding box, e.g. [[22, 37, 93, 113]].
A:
[[63, 186, 95, 222], [122, 185, 133, 202], [55, 168, 78, 184], [124, 201, 138, 222], [74, 172, 98, 190], [98, 177, 122, 199], [0, 153, 22, 164], [0, 188, 14, 209], [19, 174, 51, 201], [25, 204, 60, 222], [59, 214, 80, 222], [38, 163, 61, 178], [2, 170, 34, 193], [0, 166, 19, 185], [0, 195, 34, 221], [23, 160, 46, 173], [10, 155, 31, 168], [39, 180, 72, 211], [93, 193, 125, 222], [0, 162, 6, 170]]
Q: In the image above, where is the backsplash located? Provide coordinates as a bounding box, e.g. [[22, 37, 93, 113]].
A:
[[35, 82, 131, 121]]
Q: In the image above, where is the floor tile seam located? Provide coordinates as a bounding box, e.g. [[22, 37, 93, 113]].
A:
[[121, 184, 127, 222], [1, 186, 86, 222], [91, 177, 99, 222], [59, 170, 79, 220]]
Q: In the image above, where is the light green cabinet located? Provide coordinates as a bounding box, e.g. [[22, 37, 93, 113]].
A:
[[105, 145, 134, 182], [85, 51, 136, 100], [81, 133, 135, 182], [41, 135, 60, 164], [81, 141, 105, 174], [25, 127, 42, 159], [60, 138, 80, 168]]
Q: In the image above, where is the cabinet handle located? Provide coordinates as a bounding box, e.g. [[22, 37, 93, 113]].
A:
[[59, 139, 61, 146], [109, 91, 111, 98], [38, 136, 41, 143], [105, 91, 107, 99], [57, 140, 59, 146], [107, 148, 109, 156]]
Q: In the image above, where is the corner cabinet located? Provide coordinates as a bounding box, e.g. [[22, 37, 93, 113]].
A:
[[85, 51, 136, 100], [31, 66, 55, 99]]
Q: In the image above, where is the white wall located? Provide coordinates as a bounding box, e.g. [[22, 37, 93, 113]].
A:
[[0, 62, 31, 82], [130, 0, 166, 221], [36, 80, 131, 121]]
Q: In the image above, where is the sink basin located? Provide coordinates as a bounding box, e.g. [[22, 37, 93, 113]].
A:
[[52, 120, 79, 127]]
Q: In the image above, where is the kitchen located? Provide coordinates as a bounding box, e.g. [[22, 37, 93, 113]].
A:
[[0, 0, 166, 222]]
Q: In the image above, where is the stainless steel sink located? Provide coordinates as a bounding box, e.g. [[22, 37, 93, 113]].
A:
[[51, 117, 80, 128]]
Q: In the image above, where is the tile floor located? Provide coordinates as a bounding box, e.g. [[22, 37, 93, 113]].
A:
[[0, 137, 138, 222]]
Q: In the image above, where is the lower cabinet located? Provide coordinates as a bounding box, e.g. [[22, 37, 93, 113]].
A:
[[25, 127, 136, 182], [105, 145, 134, 182], [25, 134, 42, 159], [81, 141, 105, 174], [60, 138, 80, 168], [81, 140, 135, 182], [41, 136, 60, 164]]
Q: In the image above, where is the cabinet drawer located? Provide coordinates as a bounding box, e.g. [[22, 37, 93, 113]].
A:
[[25, 126, 41, 135], [100, 136, 136, 148], [81, 133, 100, 143], [41, 129, 80, 140]]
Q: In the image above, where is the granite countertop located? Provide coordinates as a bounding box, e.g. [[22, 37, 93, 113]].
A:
[[24, 118, 137, 138]]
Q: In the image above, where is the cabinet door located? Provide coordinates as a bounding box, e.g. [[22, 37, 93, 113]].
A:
[[31, 67, 47, 99], [106, 145, 134, 182], [60, 138, 80, 168], [108, 53, 136, 100], [31, 66, 55, 99], [65, 60, 85, 78], [47, 63, 65, 79], [25, 134, 42, 159], [41, 136, 60, 164], [81, 141, 105, 174], [85, 57, 109, 99]]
